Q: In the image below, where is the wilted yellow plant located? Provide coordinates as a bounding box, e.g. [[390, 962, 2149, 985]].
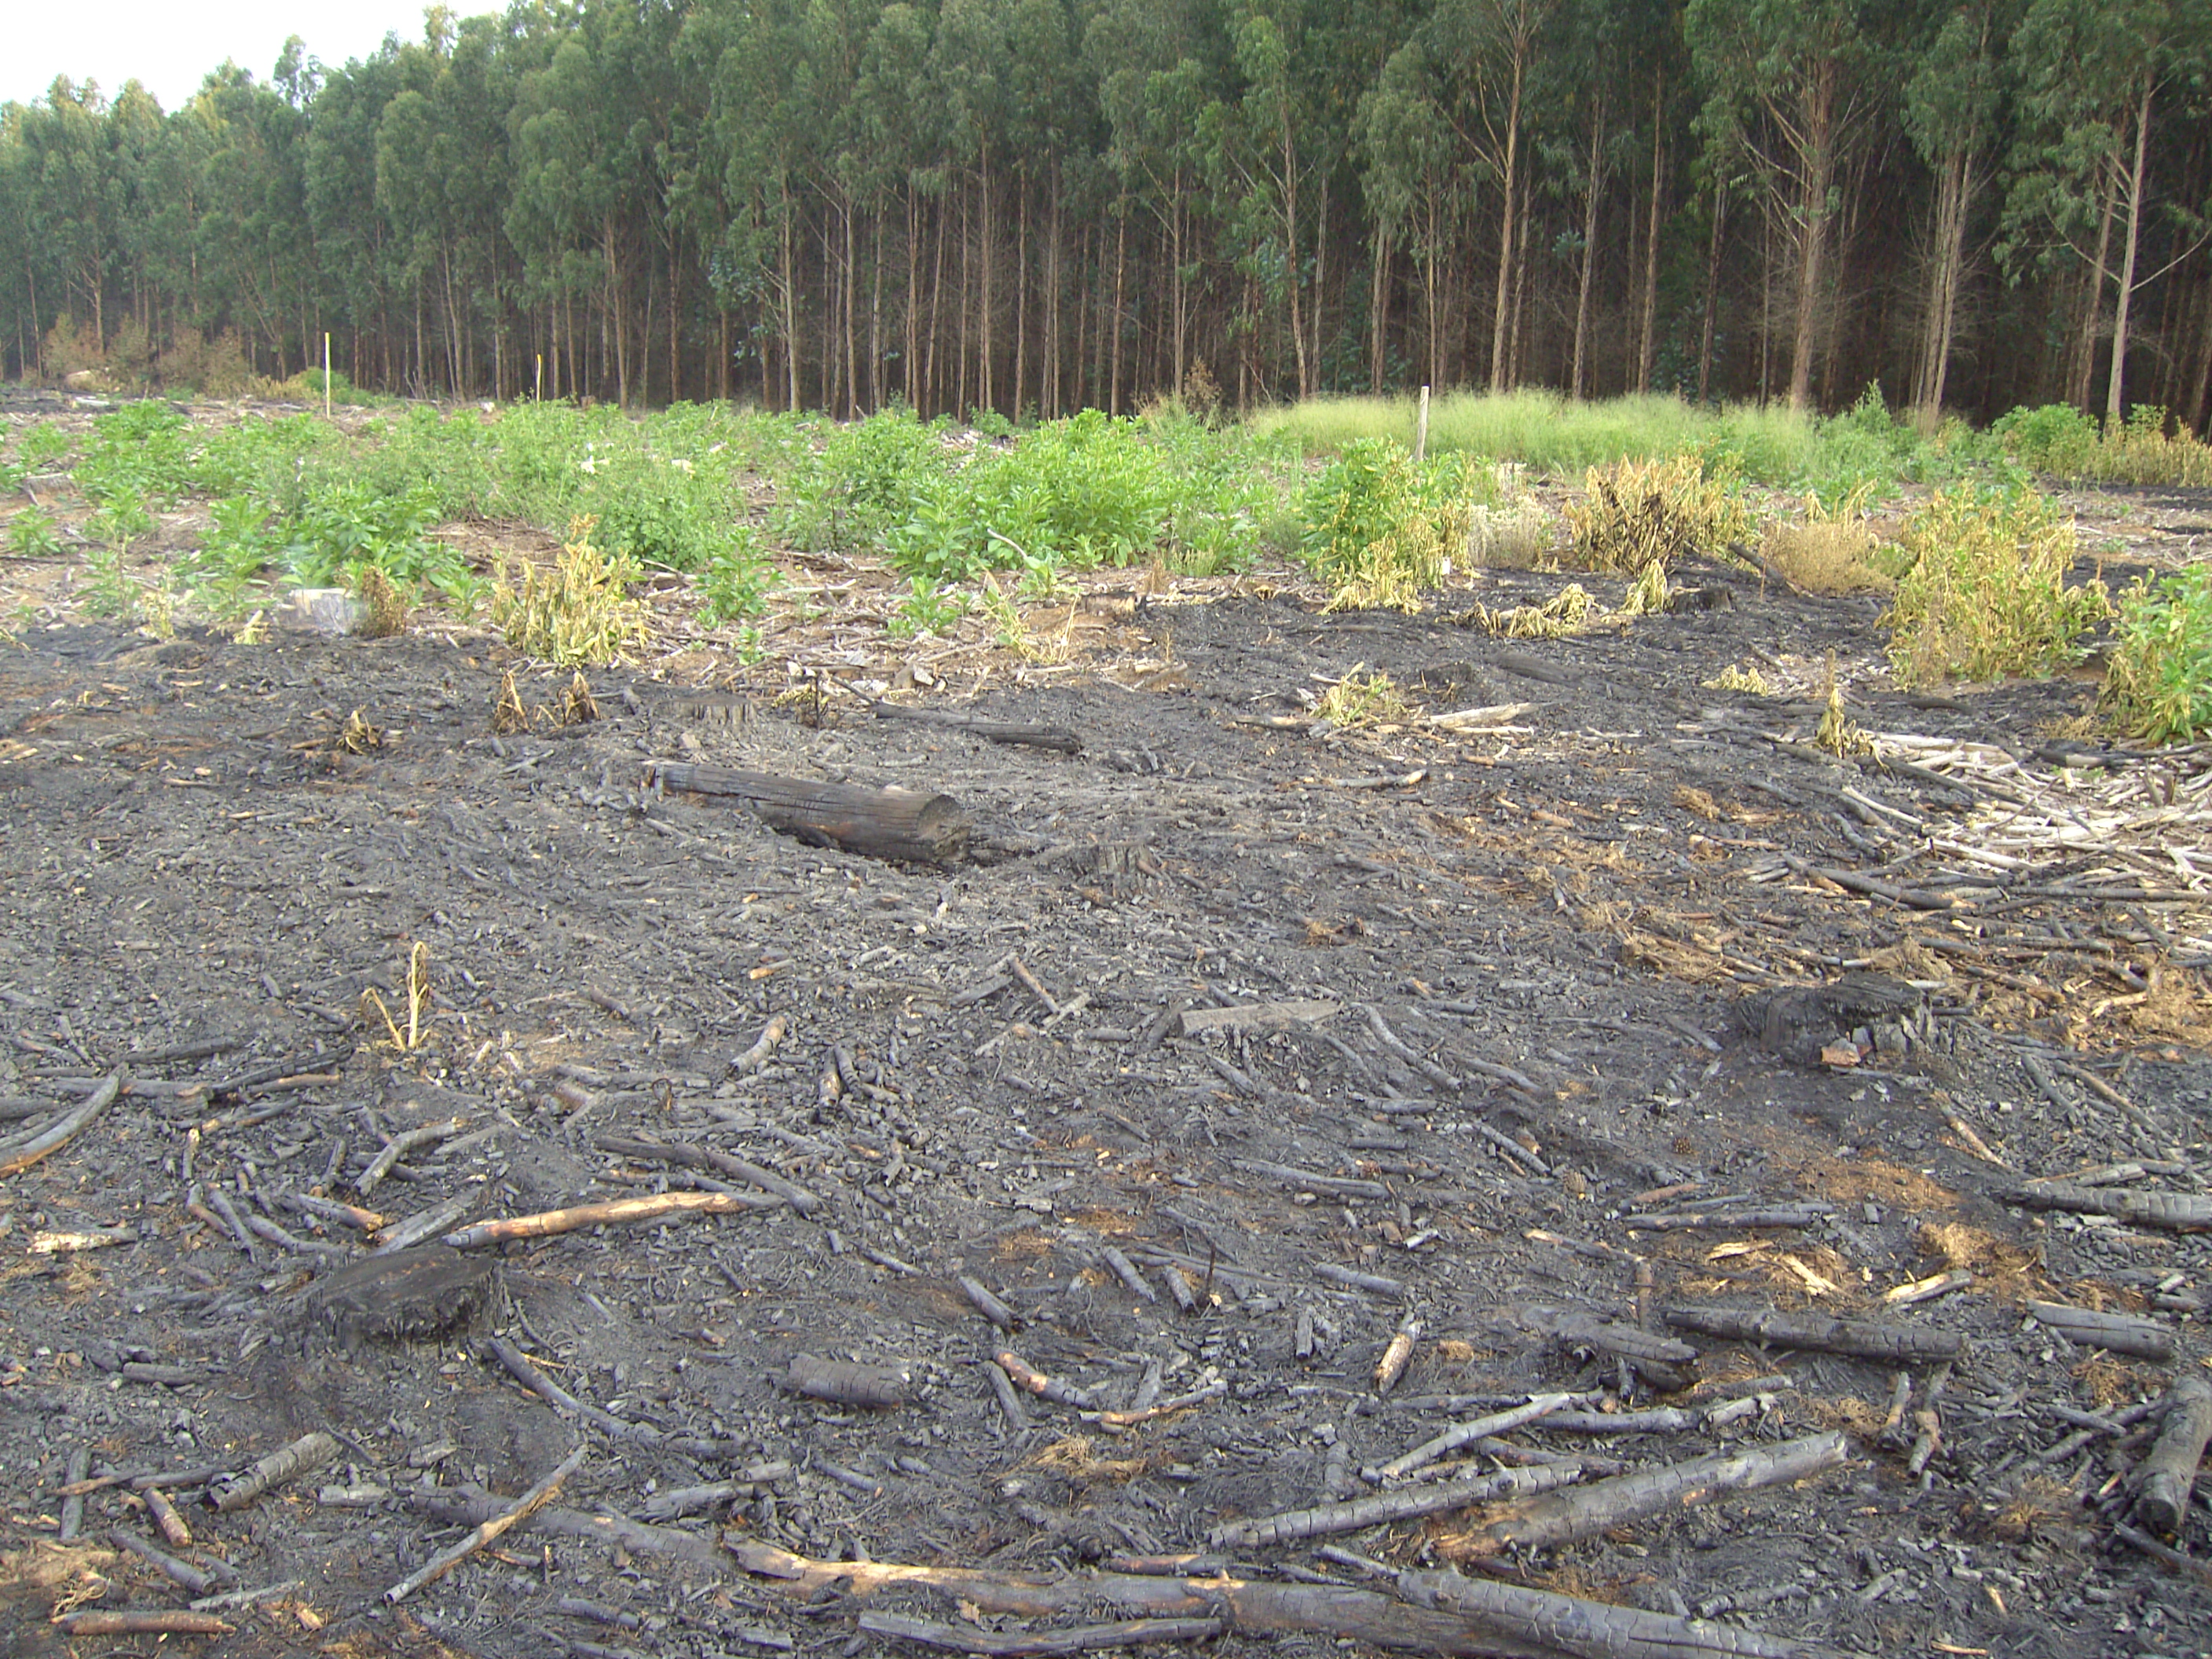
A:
[[489, 515, 649, 665], [1566, 454, 1756, 573], [1884, 489, 2107, 685]]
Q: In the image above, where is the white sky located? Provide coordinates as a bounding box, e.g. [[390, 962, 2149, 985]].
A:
[[9, 2, 469, 113]]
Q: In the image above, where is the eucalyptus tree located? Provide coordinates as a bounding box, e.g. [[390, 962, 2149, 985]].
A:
[[1686, 0, 1897, 410], [1088, 0, 1214, 405], [1005, 0, 1093, 416], [189, 64, 317, 375], [20, 79, 119, 349], [1356, 35, 1462, 390], [1203, 0, 1335, 403], [853, 2, 943, 411], [1902, 0, 2009, 425], [2003, 0, 2210, 418], [0, 105, 44, 375], [1425, 0, 1564, 393]]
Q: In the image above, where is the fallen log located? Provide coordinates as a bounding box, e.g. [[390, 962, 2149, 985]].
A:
[[2027, 1300, 2174, 1362], [54, 1610, 234, 1637], [413, 1488, 729, 1575], [385, 1443, 586, 1602], [596, 1132, 822, 1214], [0, 1073, 119, 1175], [1208, 1459, 1590, 1550], [728, 1541, 1845, 1659], [1998, 1181, 2212, 1232], [859, 1611, 1222, 1656], [1662, 1306, 1965, 1364], [2134, 1375, 2212, 1534], [443, 1189, 778, 1248], [1448, 1430, 1850, 1557], [645, 761, 970, 863], [869, 699, 1082, 754]]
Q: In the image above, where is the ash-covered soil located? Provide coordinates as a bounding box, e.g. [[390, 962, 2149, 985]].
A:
[[0, 504, 2208, 1659]]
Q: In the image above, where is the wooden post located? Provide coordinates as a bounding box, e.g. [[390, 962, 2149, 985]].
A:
[[1414, 385, 1430, 464]]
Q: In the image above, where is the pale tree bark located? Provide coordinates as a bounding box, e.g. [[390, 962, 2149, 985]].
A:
[[1697, 181, 1726, 403], [1913, 143, 1974, 425], [1571, 90, 1605, 398], [1487, 37, 1523, 392], [1638, 66, 1666, 394], [2105, 71, 2155, 422], [1786, 56, 1836, 412], [2072, 170, 2117, 412]]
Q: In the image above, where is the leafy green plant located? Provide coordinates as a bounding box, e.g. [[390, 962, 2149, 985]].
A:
[[75, 401, 196, 507], [698, 526, 775, 626], [1884, 486, 2108, 684], [182, 494, 284, 621], [2102, 565, 2212, 742], [85, 491, 156, 547], [287, 481, 454, 591], [1300, 439, 1478, 611], [18, 421, 74, 473], [1564, 453, 1755, 573], [1993, 403, 2212, 486], [5, 510, 62, 558], [888, 577, 968, 638]]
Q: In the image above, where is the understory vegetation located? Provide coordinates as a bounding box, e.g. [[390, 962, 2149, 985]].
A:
[[4, 386, 2210, 733]]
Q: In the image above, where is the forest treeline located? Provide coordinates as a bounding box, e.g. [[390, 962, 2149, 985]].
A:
[[4, 0, 2210, 427]]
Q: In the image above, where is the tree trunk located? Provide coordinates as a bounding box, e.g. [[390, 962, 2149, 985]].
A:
[[2105, 71, 2155, 423], [1572, 92, 1605, 400], [979, 154, 994, 416], [1282, 115, 1310, 401], [1014, 174, 1028, 419], [906, 189, 921, 410], [1915, 144, 1972, 427], [1369, 234, 1390, 395], [780, 180, 800, 413], [956, 179, 972, 416], [1110, 200, 1127, 415], [1638, 66, 1666, 395], [1698, 184, 1726, 405], [870, 207, 884, 413], [1310, 164, 1328, 395], [1488, 45, 1523, 394], [2073, 167, 2118, 412], [1170, 171, 1186, 394], [926, 189, 947, 414], [844, 196, 859, 418], [1046, 164, 1062, 416], [1786, 57, 1836, 412]]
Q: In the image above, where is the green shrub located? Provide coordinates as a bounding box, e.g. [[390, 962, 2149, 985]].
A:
[[183, 494, 286, 621], [1299, 438, 1479, 611], [4, 509, 61, 558], [75, 401, 196, 507], [1992, 404, 2103, 478], [1884, 487, 2108, 684], [2103, 565, 2212, 742], [1994, 403, 2212, 486], [698, 526, 775, 627]]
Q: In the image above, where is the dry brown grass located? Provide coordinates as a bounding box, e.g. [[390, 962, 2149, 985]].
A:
[[1030, 1435, 1152, 1484], [354, 565, 409, 638], [1763, 515, 1893, 595]]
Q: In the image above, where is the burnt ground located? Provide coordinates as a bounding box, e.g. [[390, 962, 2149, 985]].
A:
[[1, 453, 2211, 1659]]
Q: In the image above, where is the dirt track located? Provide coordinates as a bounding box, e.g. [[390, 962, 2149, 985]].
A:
[[0, 493, 2208, 1658]]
